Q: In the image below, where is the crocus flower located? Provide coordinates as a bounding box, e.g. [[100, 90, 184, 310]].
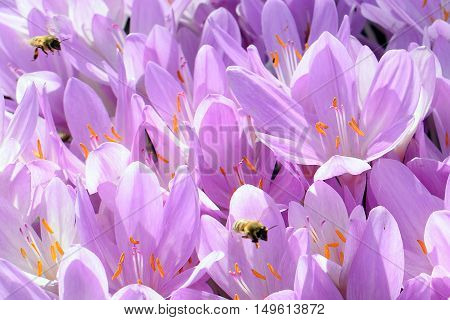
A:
[[228, 32, 429, 182], [198, 184, 303, 299]]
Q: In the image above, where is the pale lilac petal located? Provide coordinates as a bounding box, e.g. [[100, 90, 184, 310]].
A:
[[85, 142, 130, 194], [308, 0, 338, 43], [112, 284, 164, 300], [58, 246, 109, 300], [171, 288, 225, 300], [130, 0, 164, 34], [424, 210, 450, 271], [146, 25, 181, 78], [193, 45, 226, 108], [407, 158, 450, 199], [0, 259, 50, 300], [397, 274, 432, 300], [265, 290, 297, 300], [370, 159, 443, 278], [430, 265, 450, 299], [294, 255, 343, 300], [314, 155, 371, 181], [346, 206, 404, 300]]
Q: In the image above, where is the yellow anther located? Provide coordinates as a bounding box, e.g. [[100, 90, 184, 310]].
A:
[[304, 42, 309, 50], [233, 166, 244, 186], [156, 258, 165, 278], [251, 268, 266, 280], [445, 132, 449, 147], [115, 42, 123, 53], [422, 0, 427, 7], [335, 136, 340, 149], [119, 252, 125, 264], [176, 70, 185, 83], [55, 241, 64, 255], [220, 166, 226, 176], [327, 242, 339, 248], [87, 124, 98, 139], [417, 240, 428, 255], [335, 229, 347, 243], [111, 127, 123, 141], [150, 254, 156, 272], [129, 236, 140, 245], [156, 153, 169, 164], [443, 8, 449, 21], [176, 94, 182, 113], [33, 139, 44, 159], [348, 117, 365, 137], [324, 244, 331, 259], [137, 278, 143, 285], [104, 133, 119, 143], [331, 97, 338, 110], [41, 218, 54, 234], [294, 49, 303, 61], [258, 178, 263, 189], [20, 248, 27, 259], [111, 263, 123, 280], [315, 121, 329, 136], [234, 262, 241, 275], [242, 156, 257, 172], [339, 251, 344, 265], [275, 34, 287, 48], [50, 245, 57, 262], [233, 293, 240, 300], [37, 260, 43, 277], [30, 242, 40, 256], [270, 52, 279, 68], [267, 263, 282, 280], [172, 114, 179, 134], [79, 143, 89, 159]]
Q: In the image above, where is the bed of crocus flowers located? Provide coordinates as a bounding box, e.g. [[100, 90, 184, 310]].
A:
[[0, 0, 449, 300]]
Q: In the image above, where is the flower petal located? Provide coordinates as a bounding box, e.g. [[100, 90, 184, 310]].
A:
[[314, 155, 371, 181], [424, 210, 450, 271], [112, 284, 164, 300]]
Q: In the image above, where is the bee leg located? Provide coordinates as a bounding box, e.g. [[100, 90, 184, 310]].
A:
[[42, 48, 48, 57], [48, 46, 54, 55], [32, 48, 39, 61], [255, 242, 260, 249], [241, 235, 249, 239]]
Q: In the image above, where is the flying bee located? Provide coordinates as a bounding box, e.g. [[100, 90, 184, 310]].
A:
[[29, 35, 68, 61], [232, 219, 277, 249]]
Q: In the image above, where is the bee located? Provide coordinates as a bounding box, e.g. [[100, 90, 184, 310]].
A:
[[232, 219, 277, 248], [29, 35, 67, 61]]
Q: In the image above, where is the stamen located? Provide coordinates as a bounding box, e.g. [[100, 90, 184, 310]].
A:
[[294, 49, 303, 61], [233, 165, 244, 186], [234, 262, 241, 275], [112, 263, 123, 280], [267, 263, 282, 280], [172, 114, 179, 134], [242, 156, 257, 172], [324, 244, 331, 259], [156, 153, 169, 164], [177, 70, 185, 83], [275, 34, 287, 49], [220, 166, 226, 176], [30, 242, 40, 256], [188, 257, 193, 264], [315, 121, 329, 136], [348, 117, 365, 137], [119, 252, 125, 264], [445, 132, 449, 147], [115, 42, 123, 54], [422, 0, 427, 7], [443, 8, 449, 21], [111, 127, 123, 141], [104, 133, 119, 143], [335, 136, 340, 149], [258, 178, 263, 189], [37, 260, 43, 277], [20, 248, 27, 259], [33, 139, 44, 159], [50, 245, 57, 262], [304, 42, 309, 50], [339, 251, 344, 265], [55, 241, 64, 255], [137, 279, 143, 285], [417, 240, 428, 255], [156, 258, 165, 278], [150, 254, 156, 272], [310, 227, 319, 243], [233, 294, 240, 300], [251, 268, 266, 280], [87, 124, 99, 139], [270, 52, 279, 68], [129, 236, 140, 245], [41, 218, 54, 234], [79, 143, 89, 159], [335, 229, 347, 243]]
